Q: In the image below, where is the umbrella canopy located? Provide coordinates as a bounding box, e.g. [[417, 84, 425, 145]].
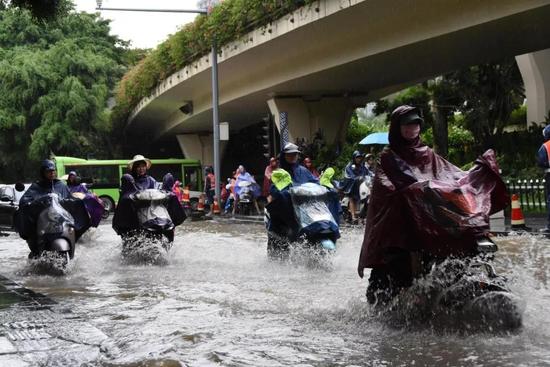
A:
[[359, 132, 389, 145]]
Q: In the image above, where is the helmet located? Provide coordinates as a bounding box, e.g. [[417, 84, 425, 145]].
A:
[[282, 143, 300, 154], [543, 125, 550, 141], [352, 150, 364, 159], [40, 159, 56, 172], [39, 159, 56, 179]]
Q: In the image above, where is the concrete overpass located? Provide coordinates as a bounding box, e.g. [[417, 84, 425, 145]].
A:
[[127, 0, 550, 164]]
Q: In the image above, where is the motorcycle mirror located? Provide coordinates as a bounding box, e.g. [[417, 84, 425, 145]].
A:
[[15, 182, 25, 192]]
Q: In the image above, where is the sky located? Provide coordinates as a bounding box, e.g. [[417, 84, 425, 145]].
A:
[[74, 0, 203, 49]]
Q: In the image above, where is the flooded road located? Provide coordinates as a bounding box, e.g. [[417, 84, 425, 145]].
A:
[[1, 221, 549, 366]]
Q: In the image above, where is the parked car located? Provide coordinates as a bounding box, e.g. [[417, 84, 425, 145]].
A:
[[0, 183, 30, 230]]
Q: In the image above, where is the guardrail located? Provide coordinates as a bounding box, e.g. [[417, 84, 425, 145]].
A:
[[506, 179, 547, 211]]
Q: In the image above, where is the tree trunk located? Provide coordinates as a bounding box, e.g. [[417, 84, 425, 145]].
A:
[[432, 103, 449, 158]]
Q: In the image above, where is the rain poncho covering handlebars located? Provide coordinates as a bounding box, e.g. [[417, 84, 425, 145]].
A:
[[357, 106, 509, 278], [289, 183, 339, 236], [266, 169, 340, 241], [132, 189, 173, 231], [113, 174, 186, 235], [37, 194, 75, 235], [15, 191, 91, 241]]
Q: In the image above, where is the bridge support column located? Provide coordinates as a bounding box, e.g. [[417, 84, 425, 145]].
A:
[[267, 97, 354, 147], [517, 48, 550, 126], [176, 134, 227, 166]]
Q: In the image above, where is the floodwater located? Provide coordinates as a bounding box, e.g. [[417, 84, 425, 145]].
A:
[[1, 221, 549, 366]]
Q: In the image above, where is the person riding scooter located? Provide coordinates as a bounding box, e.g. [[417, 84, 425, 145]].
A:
[[357, 105, 509, 305], [128, 154, 157, 190], [342, 151, 369, 224], [278, 143, 319, 185], [65, 171, 105, 226], [265, 144, 340, 258], [16, 160, 91, 258]]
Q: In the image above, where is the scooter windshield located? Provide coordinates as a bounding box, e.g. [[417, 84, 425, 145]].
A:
[[134, 189, 172, 229], [37, 194, 75, 235], [289, 183, 337, 230]]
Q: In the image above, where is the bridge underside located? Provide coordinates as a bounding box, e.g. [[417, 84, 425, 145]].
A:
[[127, 0, 550, 163]]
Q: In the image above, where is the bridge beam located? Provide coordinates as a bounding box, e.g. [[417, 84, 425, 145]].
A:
[[176, 134, 227, 166], [267, 97, 354, 147], [517, 48, 550, 126]]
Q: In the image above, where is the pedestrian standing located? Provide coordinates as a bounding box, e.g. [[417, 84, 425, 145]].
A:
[[537, 124, 550, 233], [204, 166, 216, 215]]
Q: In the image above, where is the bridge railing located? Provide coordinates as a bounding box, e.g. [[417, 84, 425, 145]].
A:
[[506, 178, 547, 212]]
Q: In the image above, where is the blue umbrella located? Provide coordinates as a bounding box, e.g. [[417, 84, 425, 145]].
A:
[[359, 132, 389, 145]]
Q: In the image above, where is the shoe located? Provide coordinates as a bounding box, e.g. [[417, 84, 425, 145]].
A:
[[539, 227, 550, 234]]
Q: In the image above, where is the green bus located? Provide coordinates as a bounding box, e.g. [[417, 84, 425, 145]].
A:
[[53, 156, 203, 212]]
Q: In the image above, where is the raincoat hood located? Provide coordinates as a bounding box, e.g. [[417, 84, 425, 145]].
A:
[[388, 105, 427, 164], [543, 125, 550, 141], [162, 173, 175, 191]]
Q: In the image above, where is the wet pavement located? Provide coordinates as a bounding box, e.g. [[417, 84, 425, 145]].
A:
[[0, 275, 108, 366], [0, 220, 549, 366]]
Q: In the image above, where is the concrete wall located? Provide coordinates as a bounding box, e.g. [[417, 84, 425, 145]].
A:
[[267, 97, 353, 146], [176, 134, 227, 166], [517, 48, 550, 126]]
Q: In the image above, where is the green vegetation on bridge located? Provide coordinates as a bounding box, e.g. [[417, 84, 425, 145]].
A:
[[112, 0, 318, 129]]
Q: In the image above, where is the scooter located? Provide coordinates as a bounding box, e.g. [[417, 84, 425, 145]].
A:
[[265, 182, 340, 260], [119, 189, 185, 263], [236, 181, 254, 216], [367, 237, 522, 330], [340, 175, 373, 223], [15, 193, 90, 271]]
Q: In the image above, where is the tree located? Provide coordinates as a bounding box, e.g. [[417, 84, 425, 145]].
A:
[[373, 57, 525, 158], [0, 4, 126, 181], [0, 0, 71, 19], [446, 59, 525, 150]]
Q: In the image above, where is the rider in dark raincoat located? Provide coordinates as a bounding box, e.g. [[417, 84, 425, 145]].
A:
[[357, 105, 508, 303], [65, 171, 104, 227], [20, 160, 70, 206], [342, 150, 369, 223], [16, 160, 90, 257]]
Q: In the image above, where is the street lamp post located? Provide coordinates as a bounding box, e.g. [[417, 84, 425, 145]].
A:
[[96, 2, 222, 203]]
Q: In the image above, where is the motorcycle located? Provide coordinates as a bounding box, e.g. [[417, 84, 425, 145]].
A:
[[15, 192, 91, 271], [369, 237, 522, 330], [235, 181, 257, 216], [339, 175, 373, 223], [116, 188, 185, 263], [265, 182, 340, 260]]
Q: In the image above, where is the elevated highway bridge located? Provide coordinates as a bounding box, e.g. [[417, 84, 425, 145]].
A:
[[127, 0, 550, 165]]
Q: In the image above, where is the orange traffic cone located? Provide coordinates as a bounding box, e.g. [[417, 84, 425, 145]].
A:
[[510, 194, 529, 230], [212, 197, 221, 215], [197, 194, 205, 212]]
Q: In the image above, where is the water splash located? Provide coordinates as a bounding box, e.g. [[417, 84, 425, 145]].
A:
[[120, 233, 171, 266]]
